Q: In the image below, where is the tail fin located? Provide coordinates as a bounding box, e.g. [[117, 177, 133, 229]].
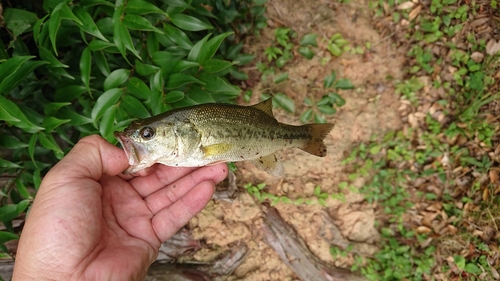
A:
[[300, 123, 334, 157]]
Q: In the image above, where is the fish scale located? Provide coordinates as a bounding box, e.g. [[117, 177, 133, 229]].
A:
[[114, 98, 334, 176]]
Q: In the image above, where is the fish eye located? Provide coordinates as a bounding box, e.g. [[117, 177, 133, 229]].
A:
[[140, 126, 155, 140]]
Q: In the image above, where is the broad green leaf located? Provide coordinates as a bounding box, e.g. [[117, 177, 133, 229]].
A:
[[187, 85, 215, 103], [300, 108, 313, 123], [42, 116, 71, 132], [198, 72, 240, 95], [163, 0, 194, 9], [55, 85, 88, 101], [226, 42, 242, 60], [126, 0, 167, 15], [300, 33, 318, 47], [152, 70, 163, 92], [229, 68, 249, 80], [314, 113, 327, 123], [80, 47, 91, 91], [4, 8, 39, 38], [123, 14, 163, 33], [57, 108, 93, 126], [318, 105, 337, 115], [0, 96, 44, 133], [91, 88, 123, 124], [28, 134, 37, 168], [33, 15, 48, 46], [169, 14, 212, 31], [0, 136, 27, 149], [88, 40, 115, 51], [0, 158, 22, 169], [166, 73, 204, 89], [0, 56, 48, 94], [0, 200, 29, 222], [125, 77, 152, 100], [135, 60, 159, 76], [298, 46, 314, 60], [94, 50, 111, 76], [147, 32, 159, 54], [234, 53, 254, 65], [104, 69, 130, 91], [187, 34, 209, 62], [198, 32, 233, 63], [323, 71, 336, 88], [33, 169, 41, 190], [57, 3, 83, 25], [163, 23, 193, 50], [38, 132, 63, 155], [81, 0, 115, 7], [273, 72, 289, 84], [47, 10, 62, 54], [113, 21, 140, 59], [164, 90, 185, 103], [151, 51, 177, 67], [121, 95, 151, 118], [39, 46, 68, 68], [328, 92, 346, 106], [201, 59, 234, 73], [334, 78, 355, 89], [0, 231, 19, 244], [169, 60, 199, 73], [73, 6, 109, 42], [100, 105, 118, 142], [15, 179, 31, 199], [273, 93, 295, 113]]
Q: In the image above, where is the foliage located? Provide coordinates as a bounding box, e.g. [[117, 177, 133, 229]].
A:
[[0, 0, 265, 255]]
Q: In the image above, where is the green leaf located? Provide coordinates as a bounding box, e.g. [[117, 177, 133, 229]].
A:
[[169, 60, 199, 73], [163, 0, 194, 9], [28, 134, 37, 167], [48, 9, 62, 54], [99, 105, 118, 142], [135, 60, 160, 76], [334, 78, 355, 89], [39, 46, 68, 68], [318, 105, 336, 115], [125, 0, 167, 15], [201, 59, 234, 73], [81, 0, 115, 7], [226, 42, 243, 60], [300, 108, 313, 123], [33, 15, 48, 46], [0, 96, 44, 133], [151, 51, 177, 67], [187, 85, 215, 104], [123, 14, 163, 33], [104, 69, 130, 91], [125, 77, 152, 100], [165, 73, 204, 89], [165, 90, 185, 103], [0, 56, 48, 94], [0, 136, 27, 149], [198, 72, 240, 95], [80, 47, 91, 91], [0, 231, 19, 244], [88, 40, 115, 51], [113, 9, 140, 59], [273, 72, 289, 84], [464, 263, 481, 274], [163, 23, 193, 50], [300, 33, 318, 47], [298, 46, 314, 60], [197, 32, 233, 63], [0, 158, 22, 169], [273, 93, 295, 113], [0, 200, 29, 222], [323, 71, 336, 88], [94, 50, 111, 76], [4, 8, 39, 38], [38, 132, 63, 155], [55, 85, 88, 102], [314, 113, 327, 123], [57, 108, 93, 126], [42, 116, 71, 132], [121, 95, 151, 118], [91, 88, 123, 124], [73, 6, 109, 42], [187, 34, 209, 62], [169, 14, 213, 31], [57, 3, 82, 24]]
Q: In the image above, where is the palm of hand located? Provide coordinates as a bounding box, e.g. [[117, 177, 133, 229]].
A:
[[13, 136, 227, 281]]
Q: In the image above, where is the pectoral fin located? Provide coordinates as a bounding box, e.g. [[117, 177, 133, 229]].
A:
[[202, 143, 233, 158], [251, 154, 284, 177]]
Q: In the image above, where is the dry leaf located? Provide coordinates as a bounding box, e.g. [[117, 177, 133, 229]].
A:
[[397, 1, 415, 10], [409, 5, 422, 21], [486, 39, 500, 55]]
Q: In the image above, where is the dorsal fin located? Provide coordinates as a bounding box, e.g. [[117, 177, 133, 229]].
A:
[[251, 98, 275, 118]]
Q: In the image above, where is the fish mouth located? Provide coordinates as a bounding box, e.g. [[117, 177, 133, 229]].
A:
[[114, 131, 141, 166]]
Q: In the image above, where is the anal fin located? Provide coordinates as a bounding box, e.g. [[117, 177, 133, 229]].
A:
[[251, 154, 284, 177]]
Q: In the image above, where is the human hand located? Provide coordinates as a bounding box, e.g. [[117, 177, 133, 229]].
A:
[[12, 135, 228, 280]]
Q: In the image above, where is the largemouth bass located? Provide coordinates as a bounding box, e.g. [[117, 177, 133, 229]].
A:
[[114, 98, 334, 176]]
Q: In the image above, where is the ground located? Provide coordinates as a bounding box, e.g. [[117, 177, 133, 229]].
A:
[[178, 0, 408, 279]]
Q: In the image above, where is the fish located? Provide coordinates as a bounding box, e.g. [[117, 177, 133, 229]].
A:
[[114, 98, 334, 176]]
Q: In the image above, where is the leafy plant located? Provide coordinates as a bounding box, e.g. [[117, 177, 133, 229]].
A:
[[326, 33, 349, 57], [0, 0, 263, 255]]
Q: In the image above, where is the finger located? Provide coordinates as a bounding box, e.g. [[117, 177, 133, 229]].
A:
[[44, 135, 129, 184], [151, 180, 215, 242], [131, 163, 227, 198], [144, 163, 228, 214]]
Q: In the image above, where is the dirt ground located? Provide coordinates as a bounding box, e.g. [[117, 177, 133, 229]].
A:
[[165, 0, 406, 279]]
